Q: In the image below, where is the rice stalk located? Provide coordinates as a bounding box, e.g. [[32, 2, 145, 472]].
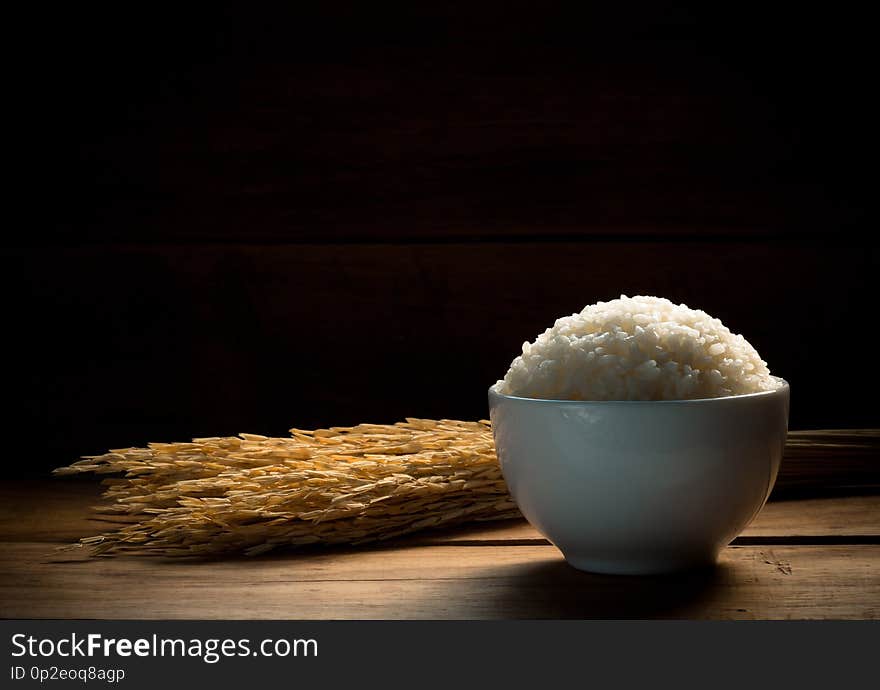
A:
[[54, 418, 518, 557]]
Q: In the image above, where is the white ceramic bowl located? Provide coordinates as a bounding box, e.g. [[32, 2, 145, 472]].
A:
[[488, 378, 790, 575]]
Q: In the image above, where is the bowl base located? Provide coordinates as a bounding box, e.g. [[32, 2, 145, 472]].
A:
[[563, 552, 717, 576]]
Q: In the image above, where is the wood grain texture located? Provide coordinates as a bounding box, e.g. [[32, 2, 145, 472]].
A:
[[0, 541, 876, 620], [0, 479, 877, 619], [0, 480, 109, 543], [410, 496, 880, 545]]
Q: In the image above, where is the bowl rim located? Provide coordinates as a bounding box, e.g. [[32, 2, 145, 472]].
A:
[[488, 376, 789, 405]]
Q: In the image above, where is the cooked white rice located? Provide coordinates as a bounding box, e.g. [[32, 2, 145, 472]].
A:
[[496, 295, 782, 401]]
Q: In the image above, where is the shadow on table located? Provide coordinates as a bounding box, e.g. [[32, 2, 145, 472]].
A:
[[471, 557, 732, 619]]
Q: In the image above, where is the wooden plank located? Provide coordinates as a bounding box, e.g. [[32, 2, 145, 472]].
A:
[[32, 57, 843, 245], [5, 241, 877, 473], [0, 480, 110, 543], [742, 496, 880, 538], [0, 541, 876, 619], [34, 5, 869, 247], [2, 481, 876, 619], [408, 495, 880, 545]]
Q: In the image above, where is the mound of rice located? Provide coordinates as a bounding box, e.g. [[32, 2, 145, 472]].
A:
[[496, 295, 782, 401]]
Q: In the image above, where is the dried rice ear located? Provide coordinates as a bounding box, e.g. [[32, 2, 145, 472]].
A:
[[53, 418, 520, 557]]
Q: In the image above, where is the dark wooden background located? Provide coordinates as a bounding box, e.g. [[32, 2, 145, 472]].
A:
[[6, 4, 875, 474]]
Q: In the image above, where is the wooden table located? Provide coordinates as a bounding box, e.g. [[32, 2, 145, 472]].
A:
[[1, 478, 877, 620]]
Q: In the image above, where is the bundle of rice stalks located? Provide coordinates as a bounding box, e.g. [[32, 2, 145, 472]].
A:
[[54, 419, 518, 557], [775, 428, 880, 490]]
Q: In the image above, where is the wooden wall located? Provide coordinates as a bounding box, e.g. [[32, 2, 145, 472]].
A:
[[7, 4, 874, 473]]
